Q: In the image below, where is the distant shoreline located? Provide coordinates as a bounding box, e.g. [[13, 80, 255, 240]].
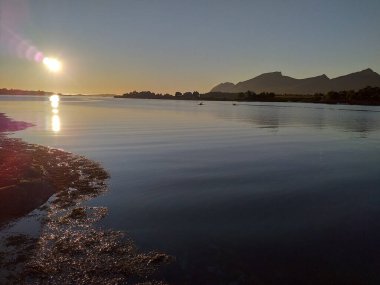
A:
[[115, 94, 380, 106], [115, 86, 380, 106], [2, 86, 379, 106]]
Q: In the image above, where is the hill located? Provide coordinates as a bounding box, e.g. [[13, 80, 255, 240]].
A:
[[211, 69, 380, 94]]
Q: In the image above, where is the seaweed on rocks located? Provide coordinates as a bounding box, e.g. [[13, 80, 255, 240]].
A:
[[0, 115, 173, 284]]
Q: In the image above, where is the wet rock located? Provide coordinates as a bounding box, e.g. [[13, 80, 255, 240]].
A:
[[147, 253, 174, 266], [67, 207, 87, 220]]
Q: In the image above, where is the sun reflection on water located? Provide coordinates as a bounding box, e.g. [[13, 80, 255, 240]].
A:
[[52, 114, 61, 132], [49, 94, 61, 133]]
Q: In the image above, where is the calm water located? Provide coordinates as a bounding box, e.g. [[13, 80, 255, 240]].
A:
[[1, 96, 380, 284]]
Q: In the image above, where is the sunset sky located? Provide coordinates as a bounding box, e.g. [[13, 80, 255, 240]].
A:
[[1, 0, 379, 95]]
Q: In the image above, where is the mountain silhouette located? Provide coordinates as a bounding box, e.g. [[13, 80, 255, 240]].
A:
[[211, 69, 380, 94]]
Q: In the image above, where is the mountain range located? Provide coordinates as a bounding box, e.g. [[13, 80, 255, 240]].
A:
[[210, 68, 380, 94]]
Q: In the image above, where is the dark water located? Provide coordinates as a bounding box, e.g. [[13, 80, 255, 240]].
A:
[[1, 96, 380, 284]]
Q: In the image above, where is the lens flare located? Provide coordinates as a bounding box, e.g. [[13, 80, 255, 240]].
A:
[[35, 52, 44, 62], [0, 25, 45, 63], [43, 57, 62, 72]]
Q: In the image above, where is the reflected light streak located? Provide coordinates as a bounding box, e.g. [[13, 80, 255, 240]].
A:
[[52, 114, 61, 133], [49, 94, 61, 133], [51, 101, 59, 109], [50, 94, 60, 108]]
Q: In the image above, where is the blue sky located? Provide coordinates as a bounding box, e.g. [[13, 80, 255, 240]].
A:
[[1, 0, 379, 94]]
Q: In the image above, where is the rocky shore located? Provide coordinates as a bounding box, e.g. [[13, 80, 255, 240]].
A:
[[0, 113, 172, 285]]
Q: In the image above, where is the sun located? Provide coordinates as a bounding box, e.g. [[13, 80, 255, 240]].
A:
[[43, 57, 62, 72]]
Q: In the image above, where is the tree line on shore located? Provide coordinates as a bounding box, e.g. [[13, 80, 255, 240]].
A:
[[115, 86, 380, 105], [0, 88, 54, 96]]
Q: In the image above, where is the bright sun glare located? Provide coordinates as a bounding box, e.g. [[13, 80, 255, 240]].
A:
[[43, 57, 62, 72]]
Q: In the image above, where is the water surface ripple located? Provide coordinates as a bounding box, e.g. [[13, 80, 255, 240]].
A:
[[1, 96, 380, 284]]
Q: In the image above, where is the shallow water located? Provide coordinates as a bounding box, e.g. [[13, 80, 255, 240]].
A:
[[1, 95, 380, 284]]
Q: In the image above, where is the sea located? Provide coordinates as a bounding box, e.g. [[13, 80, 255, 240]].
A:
[[1, 95, 380, 284]]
